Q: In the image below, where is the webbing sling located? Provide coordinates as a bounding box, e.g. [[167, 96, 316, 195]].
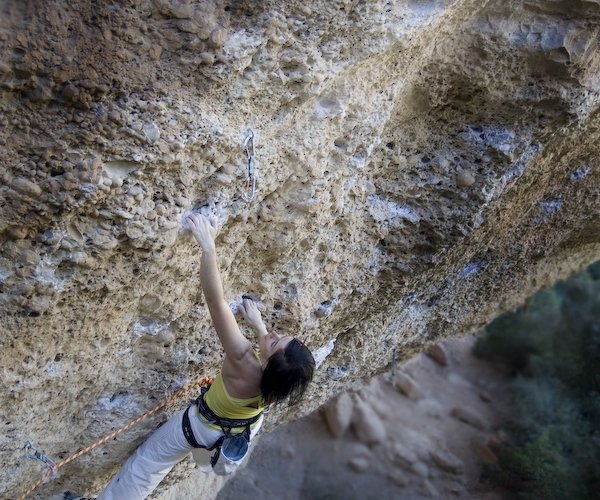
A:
[[182, 406, 202, 448]]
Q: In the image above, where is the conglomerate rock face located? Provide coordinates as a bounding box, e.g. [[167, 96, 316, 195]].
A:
[[1, 0, 599, 497]]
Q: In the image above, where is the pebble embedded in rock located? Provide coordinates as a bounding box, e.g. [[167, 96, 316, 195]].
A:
[[39, 229, 62, 246], [175, 196, 188, 207], [143, 122, 161, 143], [6, 226, 29, 240], [16, 248, 40, 267], [108, 110, 122, 123], [139, 294, 162, 312], [125, 225, 144, 240], [199, 52, 215, 65], [176, 19, 200, 34], [11, 177, 42, 197], [61, 83, 79, 100], [209, 27, 227, 48], [27, 296, 51, 314], [456, 170, 475, 187]]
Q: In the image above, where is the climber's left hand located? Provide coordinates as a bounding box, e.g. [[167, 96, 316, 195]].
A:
[[187, 213, 218, 251]]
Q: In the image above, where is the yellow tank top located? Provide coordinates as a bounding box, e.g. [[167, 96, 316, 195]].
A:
[[204, 352, 265, 421]]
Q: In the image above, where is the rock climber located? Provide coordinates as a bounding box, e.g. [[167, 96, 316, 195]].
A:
[[87, 213, 315, 499]]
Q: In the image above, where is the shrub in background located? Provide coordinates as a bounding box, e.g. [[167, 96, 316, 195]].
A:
[[475, 261, 600, 499]]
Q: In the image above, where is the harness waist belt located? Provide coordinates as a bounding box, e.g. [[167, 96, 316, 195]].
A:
[[181, 388, 263, 450], [195, 391, 263, 429]]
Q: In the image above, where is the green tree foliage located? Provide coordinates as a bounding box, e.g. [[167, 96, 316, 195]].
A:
[[475, 261, 600, 499]]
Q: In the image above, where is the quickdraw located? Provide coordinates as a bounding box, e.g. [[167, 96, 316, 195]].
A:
[[242, 129, 257, 202], [23, 441, 57, 478]]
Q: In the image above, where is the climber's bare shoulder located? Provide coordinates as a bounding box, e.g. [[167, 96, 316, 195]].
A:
[[221, 353, 263, 399]]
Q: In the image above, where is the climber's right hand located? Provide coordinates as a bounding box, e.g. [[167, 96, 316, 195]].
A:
[[239, 297, 265, 332]]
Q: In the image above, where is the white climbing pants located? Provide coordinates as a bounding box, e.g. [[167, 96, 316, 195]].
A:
[[97, 404, 263, 500]]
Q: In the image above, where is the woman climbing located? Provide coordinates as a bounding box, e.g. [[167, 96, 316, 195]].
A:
[[94, 213, 315, 499]]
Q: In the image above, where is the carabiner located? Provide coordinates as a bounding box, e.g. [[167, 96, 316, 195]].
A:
[[242, 129, 257, 202]]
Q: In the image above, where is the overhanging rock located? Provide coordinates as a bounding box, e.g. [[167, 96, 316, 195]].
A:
[[1, 0, 599, 498]]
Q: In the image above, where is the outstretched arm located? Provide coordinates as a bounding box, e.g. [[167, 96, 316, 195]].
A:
[[188, 214, 251, 361]]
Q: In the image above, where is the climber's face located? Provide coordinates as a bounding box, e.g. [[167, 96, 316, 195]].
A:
[[261, 329, 293, 360]]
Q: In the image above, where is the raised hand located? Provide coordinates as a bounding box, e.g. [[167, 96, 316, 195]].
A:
[[239, 297, 266, 333], [187, 213, 218, 252]]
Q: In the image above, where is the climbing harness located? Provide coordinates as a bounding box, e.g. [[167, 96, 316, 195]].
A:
[[18, 375, 214, 500], [182, 385, 262, 475], [241, 129, 257, 202]]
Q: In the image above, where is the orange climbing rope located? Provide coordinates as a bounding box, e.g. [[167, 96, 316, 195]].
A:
[[19, 374, 214, 500]]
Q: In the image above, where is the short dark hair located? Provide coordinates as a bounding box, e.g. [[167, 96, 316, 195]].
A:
[[260, 338, 315, 406]]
